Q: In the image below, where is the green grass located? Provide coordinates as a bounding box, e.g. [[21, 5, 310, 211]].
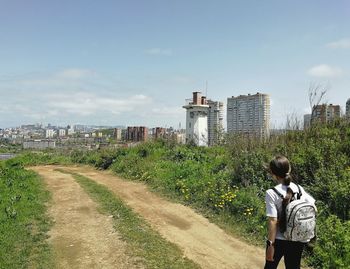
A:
[[0, 160, 53, 269], [58, 170, 199, 269]]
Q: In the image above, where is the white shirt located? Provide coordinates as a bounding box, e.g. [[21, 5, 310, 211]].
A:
[[265, 182, 316, 240]]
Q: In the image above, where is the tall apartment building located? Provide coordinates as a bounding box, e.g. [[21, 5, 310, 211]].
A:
[[227, 92, 270, 139], [311, 104, 341, 124], [346, 98, 350, 119], [58, 129, 66, 137], [126, 126, 148, 142], [207, 99, 224, 146], [113, 128, 122, 141], [153, 127, 166, 139], [45, 129, 54, 138], [183, 92, 209, 146]]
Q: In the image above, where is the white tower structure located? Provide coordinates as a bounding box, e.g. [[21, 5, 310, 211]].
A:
[[183, 92, 209, 146]]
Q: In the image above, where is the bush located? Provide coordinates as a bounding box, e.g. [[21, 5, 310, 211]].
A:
[[307, 215, 350, 269], [11, 120, 350, 269]]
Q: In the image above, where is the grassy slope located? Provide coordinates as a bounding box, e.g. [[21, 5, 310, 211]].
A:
[[0, 160, 53, 269], [10, 121, 350, 268]]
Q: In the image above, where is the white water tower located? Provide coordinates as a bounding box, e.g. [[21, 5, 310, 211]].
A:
[[183, 92, 209, 146]]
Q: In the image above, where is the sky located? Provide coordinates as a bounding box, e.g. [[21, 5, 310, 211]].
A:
[[0, 0, 349, 129]]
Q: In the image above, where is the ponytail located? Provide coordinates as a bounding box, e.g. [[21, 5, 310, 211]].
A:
[[283, 172, 292, 186], [280, 187, 293, 233]]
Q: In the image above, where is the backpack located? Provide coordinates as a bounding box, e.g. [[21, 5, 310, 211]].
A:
[[272, 184, 317, 242]]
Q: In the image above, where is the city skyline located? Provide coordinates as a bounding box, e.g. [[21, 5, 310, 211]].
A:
[[1, 1, 349, 128]]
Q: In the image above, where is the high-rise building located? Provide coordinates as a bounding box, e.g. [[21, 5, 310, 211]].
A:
[[126, 126, 148, 142], [153, 127, 166, 140], [311, 104, 341, 124], [227, 92, 270, 139], [304, 114, 311, 129], [113, 128, 122, 141], [58, 129, 66, 137], [183, 92, 209, 146], [45, 129, 54, 138], [207, 99, 224, 146], [346, 98, 350, 119]]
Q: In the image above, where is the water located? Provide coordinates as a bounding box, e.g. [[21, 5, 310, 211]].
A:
[[0, 154, 16, 160]]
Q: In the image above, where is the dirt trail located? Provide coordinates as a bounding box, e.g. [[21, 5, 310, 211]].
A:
[[46, 165, 282, 269], [30, 166, 143, 269]]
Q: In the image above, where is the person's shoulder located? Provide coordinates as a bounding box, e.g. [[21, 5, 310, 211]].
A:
[[272, 183, 283, 192], [266, 183, 280, 192], [266, 184, 282, 199]]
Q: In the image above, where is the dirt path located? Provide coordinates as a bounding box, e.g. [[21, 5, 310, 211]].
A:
[[30, 166, 143, 269], [44, 165, 282, 269]]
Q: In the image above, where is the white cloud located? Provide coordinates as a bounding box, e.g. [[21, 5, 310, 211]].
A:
[[145, 48, 173, 56], [326, 38, 350, 49], [0, 68, 186, 127], [56, 68, 96, 79], [46, 92, 153, 116], [18, 68, 97, 88], [151, 106, 183, 117], [307, 64, 344, 78]]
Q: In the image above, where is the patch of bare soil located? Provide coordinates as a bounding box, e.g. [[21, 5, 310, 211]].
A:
[[30, 166, 143, 269], [52, 165, 284, 269]]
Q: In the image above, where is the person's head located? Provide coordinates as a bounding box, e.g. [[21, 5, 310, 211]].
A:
[[269, 155, 292, 185]]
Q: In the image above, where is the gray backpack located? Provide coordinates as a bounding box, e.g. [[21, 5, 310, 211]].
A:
[[272, 185, 317, 242]]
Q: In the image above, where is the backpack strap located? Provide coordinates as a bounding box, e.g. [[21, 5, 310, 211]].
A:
[[272, 187, 284, 199], [296, 184, 303, 199]]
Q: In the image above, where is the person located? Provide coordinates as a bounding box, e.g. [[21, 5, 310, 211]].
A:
[[264, 155, 316, 269]]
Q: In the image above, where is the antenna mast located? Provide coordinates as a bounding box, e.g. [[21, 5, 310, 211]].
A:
[[205, 80, 208, 98]]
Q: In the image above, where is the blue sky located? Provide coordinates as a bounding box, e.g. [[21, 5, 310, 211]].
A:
[[0, 0, 349, 129]]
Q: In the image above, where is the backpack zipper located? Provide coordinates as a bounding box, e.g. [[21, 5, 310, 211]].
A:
[[298, 216, 314, 221], [287, 201, 308, 223]]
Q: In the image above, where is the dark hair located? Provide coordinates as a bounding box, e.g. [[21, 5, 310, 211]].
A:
[[269, 155, 292, 186], [269, 155, 293, 233]]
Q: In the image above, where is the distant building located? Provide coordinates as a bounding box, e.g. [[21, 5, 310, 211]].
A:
[[21, 124, 36, 129], [304, 114, 311, 129], [311, 104, 341, 124], [227, 92, 270, 139], [207, 99, 224, 146], [58, 129, 66, 137], [153, 127, 166, 140], [126, 126, 148, 142], [174, 132, 186, 144], [45, 129, 54, 138], [183, 92, 209, 146], [346, 98, 350, 119], [23, 140, 56, 150], [113, 128, 122, 141]]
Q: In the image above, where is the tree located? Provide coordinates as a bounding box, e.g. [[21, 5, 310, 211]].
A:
[[285, 110, 303, 131], [308, 82, 328, 116]]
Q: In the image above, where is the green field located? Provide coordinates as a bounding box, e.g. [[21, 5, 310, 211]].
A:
[[0, 159, 53, 269], [3, 119, 350, 268]]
